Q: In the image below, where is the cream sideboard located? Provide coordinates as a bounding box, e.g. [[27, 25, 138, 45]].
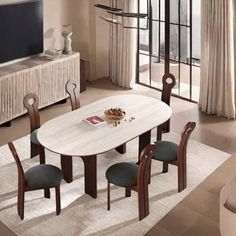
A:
[[0, 53, 80, 125]]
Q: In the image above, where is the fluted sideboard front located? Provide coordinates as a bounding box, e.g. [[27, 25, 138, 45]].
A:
[[0, 53, 80, 125]]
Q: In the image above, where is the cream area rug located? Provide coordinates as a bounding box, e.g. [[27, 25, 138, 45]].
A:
[[0, 132, 231, 236]]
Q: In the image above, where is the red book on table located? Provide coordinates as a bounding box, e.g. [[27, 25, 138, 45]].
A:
[[84, 116, 106, 127]]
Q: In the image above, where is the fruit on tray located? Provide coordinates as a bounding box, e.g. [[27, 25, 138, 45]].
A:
[[104, 108, 126, 120]]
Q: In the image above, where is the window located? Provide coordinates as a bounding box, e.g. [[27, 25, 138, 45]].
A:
[[137, 0, 201, 102]]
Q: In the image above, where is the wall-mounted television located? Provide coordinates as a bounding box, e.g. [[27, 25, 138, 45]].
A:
[[0, 0, 43, 64]]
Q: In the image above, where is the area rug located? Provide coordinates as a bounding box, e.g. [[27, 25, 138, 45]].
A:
[[0, 132, 231, 236]]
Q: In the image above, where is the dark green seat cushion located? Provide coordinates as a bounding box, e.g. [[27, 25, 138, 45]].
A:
[[106, 162, 138, 188], [25, 164, 63, 190], [30, 129, 40, 145], [153, 141, 178, 161]]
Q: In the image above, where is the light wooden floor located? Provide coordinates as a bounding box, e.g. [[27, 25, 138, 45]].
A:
[[1, 78, 236, 236]]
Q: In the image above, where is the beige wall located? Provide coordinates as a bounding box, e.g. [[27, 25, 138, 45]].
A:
[[69, 0, 90, 60], [69, 0, 110, 81], [44, 0, 70, 50], [0, 0, 109, 81], [93, 0, 110, 80]]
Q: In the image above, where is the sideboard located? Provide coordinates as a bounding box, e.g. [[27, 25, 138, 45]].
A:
[[0, 52, 80, 125]]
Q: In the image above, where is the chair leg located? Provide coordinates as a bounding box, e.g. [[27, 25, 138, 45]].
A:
[[178, 163, 187, 192], [18, 188, 25, 220], [125, 188, 131, 197], [138, 184, 149, 221], [148, 164, 151, 184], [163, 162, 169, 173], [31, 142, 40, 159], [157, 125, 163, 141], [55, 185, 61, 215], [44, 188, 50, 199], [39, 145, 45, 164], [107, 182, 110, 211]]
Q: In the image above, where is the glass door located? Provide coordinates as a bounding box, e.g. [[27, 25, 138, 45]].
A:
[[137, 0, 201, 102]]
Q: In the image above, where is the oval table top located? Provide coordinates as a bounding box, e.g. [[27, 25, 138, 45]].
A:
[[37, 94, 172, 157]]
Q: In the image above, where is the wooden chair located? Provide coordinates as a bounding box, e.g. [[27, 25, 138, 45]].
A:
[[65, 80, 81, 111], [24, 93, 72, 184], [153, 122, 196, 192], [61, 80, 82, 183], [106, 144, 156, 221], [8, 142, 63, 220], [23, 93, 45, 164], [157, 73, 176, 140]]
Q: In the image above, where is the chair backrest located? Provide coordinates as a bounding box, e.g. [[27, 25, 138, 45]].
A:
[[161, 73, 176, 106], [178, 122, 196, 162], [65, 80, 81, 111], [137, 144, 156, 187], [8, 142, 25, 187], [23, 93, 40, 133]]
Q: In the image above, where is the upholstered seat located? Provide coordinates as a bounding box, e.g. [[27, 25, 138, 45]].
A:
[[106, 145, 155, 221], [25, 164, 63, 190], [106, 162, 138, 188], [152, 122, 196, 192], [8, 142, 62, 219], [30, 129, 40, 145], [153, 141, 178, 162]]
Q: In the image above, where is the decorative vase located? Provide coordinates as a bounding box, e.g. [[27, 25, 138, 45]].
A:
[[62, 25, 72, 55]]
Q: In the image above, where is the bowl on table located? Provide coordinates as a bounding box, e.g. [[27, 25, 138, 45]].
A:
[[104, 108, 126, 121]]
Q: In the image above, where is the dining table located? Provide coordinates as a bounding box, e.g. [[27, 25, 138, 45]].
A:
[[37, 94, 172, 200]]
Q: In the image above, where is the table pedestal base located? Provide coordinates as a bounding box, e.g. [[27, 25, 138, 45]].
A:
[[60, 130, 153, 199], [115, 144, 126, 154], [80, 155, 97, 198], [61, 155, 73, 183]]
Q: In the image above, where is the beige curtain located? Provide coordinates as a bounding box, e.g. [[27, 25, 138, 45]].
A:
[[109, 0, 137, 89], [199, 0, 236, 118]]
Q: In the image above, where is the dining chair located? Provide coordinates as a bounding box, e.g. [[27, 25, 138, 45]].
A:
[[62, 80, 81, 183], [24, 93, 72, 184], [65, 80, 81, 111], [106, 144, 156, 221], [8, 142, 63, 220], [157, 73, 176, 140], [23, 93, 45, 164], [153, 122, 196, 192]]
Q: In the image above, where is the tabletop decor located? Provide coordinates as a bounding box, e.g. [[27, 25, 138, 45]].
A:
[[62, 24, 72, 55], [104, 108, 126, 120], [84, 115, 106, 128]]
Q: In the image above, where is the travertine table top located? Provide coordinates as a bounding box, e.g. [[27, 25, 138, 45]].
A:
[[37, 94, 172, 156]]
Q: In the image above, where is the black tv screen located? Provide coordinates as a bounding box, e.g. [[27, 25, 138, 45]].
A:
[[0, 0, 43, 64]]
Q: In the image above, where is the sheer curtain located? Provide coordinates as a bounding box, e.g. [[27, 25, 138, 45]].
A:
[[109, 0, 137, 89], [199, 0, 236, 118]]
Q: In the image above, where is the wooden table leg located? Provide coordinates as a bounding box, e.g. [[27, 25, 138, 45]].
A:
[[80, 155, 97, 198], [61, 155, 73, 183], [115, 143, 126, 154], [139, 130, 151, 159]]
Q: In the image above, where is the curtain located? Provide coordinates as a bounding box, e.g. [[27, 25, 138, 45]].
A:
[[109, 0, 137, 89], [199, 0, 236, 118]]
